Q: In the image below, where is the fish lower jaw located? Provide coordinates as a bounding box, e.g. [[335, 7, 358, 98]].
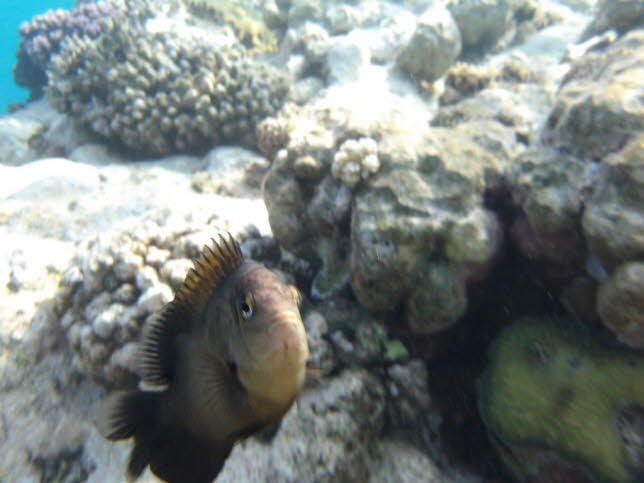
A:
[[240, 314, 308, 417], [242, 353, 307, 419], [249, 356, 305, 395]]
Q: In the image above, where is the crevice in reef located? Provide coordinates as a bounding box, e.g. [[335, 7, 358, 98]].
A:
[[409, 182, 572, 479]]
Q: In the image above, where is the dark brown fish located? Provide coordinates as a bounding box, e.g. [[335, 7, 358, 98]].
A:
[[99, 234, 309, 482]]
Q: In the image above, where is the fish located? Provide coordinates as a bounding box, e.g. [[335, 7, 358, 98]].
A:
[[98, 233, 309, 482]]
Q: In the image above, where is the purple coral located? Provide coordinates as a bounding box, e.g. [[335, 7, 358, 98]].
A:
[[13, 0, 122, 97]]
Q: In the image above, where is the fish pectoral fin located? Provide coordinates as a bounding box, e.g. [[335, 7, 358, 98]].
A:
[[138, 303, 188, 387], [97, 390, 161, 441], [194, 348, 247, 417], [97, 390, 164, 481], [149, 431, 232, 483]]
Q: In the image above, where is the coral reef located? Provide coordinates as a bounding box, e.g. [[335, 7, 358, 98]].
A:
[[597, 262, 644, 349], [256, 116, 292, 161], [479, 317, 644, 483], [433, 83, 548, 144], [302, 311, 335, 375], [395, 5, 462, 84], [581, 0, 644, 40], [439, 62, 495, 105], [319, 300, 410, 369], [331, 137, 380, 188], [13, 0, 123, 99], [269, 0, 386, 33], [433, 55, 547, 145], [544, 30, 644, 160], [51, 215, 270, 386], [447, 0, 560, 55], [583, 134, 644, 347], [263, 96, 516, 332], [46, 10, 288, 156], [384, 360, 439, 452], [220, 369, 386, 482], [181, 0, 277, 53], [30, 444, 94, 483], [3, 1, 643, 481], [583, 134, 644, 269], [509, 149, 592, 279], [369, 440, 449, 483], [447, 0, 517, 54], [507, 36, 643, 341]]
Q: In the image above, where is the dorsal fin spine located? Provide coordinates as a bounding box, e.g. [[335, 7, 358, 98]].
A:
[[137, 233, 245, 386]]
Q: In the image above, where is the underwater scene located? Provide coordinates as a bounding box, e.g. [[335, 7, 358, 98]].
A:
[[0, 0, 643, 481]]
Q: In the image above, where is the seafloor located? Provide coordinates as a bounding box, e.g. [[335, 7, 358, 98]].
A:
[[1, 0, 643, 482]]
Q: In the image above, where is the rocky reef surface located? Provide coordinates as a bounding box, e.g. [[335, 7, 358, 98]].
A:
[[1, 0, 643, 481]]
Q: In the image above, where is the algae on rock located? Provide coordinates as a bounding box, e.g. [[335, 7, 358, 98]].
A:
[[479, 318, 644, 483]]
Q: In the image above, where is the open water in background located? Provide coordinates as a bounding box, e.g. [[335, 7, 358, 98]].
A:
[[0, 0, 73, 112]]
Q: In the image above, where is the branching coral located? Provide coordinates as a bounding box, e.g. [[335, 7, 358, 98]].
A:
[[331, 137, 380, 188]]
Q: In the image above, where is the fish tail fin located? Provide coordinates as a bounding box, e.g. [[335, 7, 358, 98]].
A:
[[97, 390, 162, 480], [127, 436, 155, 482]]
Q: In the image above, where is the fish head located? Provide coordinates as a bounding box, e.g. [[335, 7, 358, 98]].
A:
[[224, 262, 309, 409]]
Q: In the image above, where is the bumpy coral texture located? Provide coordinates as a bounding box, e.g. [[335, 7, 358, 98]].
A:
[[56, 217, 236, 387], [47, 14, 288, 156], [14, 0, 122, 98], [256, 116, 292, 161], [331, 137, 380, 188]]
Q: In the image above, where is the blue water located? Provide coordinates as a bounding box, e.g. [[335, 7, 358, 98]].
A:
[[1, 0, 74, 112]]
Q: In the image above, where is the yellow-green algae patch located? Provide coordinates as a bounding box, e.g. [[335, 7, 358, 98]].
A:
[[478, 318, 644, 483]]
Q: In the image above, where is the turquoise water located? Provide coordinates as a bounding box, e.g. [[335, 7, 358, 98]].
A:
[[0, 0, 74, 112]]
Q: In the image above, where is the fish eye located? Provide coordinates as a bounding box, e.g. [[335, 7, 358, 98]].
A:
[[239, 294, 254, 320]]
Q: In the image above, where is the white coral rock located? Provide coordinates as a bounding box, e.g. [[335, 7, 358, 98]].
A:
[[332, 137, 380, 188]]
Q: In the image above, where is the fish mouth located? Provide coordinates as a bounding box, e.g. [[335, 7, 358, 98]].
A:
[[268, 311, 303, 334], [267, 311, 307, 356]]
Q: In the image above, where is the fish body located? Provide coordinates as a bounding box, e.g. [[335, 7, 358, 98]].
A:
[[99, 234, 308, 482]]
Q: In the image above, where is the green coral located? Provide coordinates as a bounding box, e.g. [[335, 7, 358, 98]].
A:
[[479, 318, 644, 483]]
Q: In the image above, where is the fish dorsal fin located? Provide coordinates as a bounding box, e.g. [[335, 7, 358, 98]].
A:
[[138, 233, 245, 386]]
